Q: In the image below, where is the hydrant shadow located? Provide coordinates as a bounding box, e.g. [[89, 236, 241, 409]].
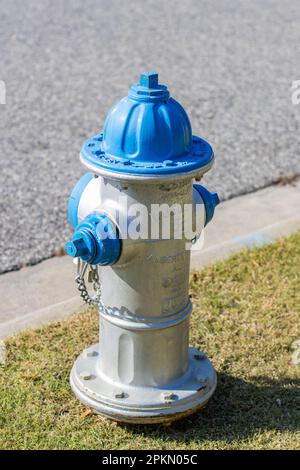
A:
[[124, 373, 300, 444]]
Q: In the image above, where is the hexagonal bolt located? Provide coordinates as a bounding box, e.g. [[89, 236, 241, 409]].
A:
[[66, 237, 86, 258], [115, 392, 127, 399], [79, 371, 93, 381], [196, 375, 209, 385], [84, 350, 99, 358], [161, 392, 178, 403], [194, 352, 206, 361]]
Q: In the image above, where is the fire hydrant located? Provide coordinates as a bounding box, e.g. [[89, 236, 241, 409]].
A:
[[66, 72, 219, 423]]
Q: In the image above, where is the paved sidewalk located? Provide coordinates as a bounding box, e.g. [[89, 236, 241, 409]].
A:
[[1, 0, 300, 273], [1, 180, 300, 340]]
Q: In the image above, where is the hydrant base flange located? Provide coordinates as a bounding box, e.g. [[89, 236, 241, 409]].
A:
[[70, 344, 217, 424]]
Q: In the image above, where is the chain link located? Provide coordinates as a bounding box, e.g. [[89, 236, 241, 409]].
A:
[[75, 259, 102, 306]]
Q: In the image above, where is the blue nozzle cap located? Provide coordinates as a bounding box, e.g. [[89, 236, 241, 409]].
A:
[[65, 213, 121, 266], [194, 184, 220, 226]]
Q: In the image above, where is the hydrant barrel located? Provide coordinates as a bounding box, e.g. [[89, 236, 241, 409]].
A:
[[67, 72, 219, 423]]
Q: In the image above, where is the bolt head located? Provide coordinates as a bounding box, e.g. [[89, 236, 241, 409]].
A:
[[162, 392, 178, 403], [79, 371, 92, 380], [66, 237, 87, 258], [85, 350, 98, 358], [196, 375, 209, 384], [115, 392, 127, 399], [194, 352, 205, 361]]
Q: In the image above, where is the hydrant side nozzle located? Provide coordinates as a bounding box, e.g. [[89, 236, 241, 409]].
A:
[[68, 172, 94, 228], [66, 213, 121, 266], [193, 184, 220, 226]]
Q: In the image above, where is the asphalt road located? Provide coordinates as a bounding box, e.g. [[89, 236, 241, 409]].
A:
[[1, 0, 300, 273]]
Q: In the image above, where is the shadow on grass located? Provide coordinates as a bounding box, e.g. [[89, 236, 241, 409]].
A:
[[124, 373, 300, 444]]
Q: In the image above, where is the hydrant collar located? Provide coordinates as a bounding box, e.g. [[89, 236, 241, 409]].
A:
[[81, 135, 214, 178]]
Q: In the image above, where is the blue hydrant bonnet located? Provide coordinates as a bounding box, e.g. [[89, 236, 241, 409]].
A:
[[80, 72, 214, 177]]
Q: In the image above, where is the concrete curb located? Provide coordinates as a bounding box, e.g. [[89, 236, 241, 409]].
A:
[[191, 180, 300, 268], [1, 181, 300, 340]]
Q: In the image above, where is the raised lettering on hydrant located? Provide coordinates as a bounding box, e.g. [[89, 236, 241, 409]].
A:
[[66, 72, 219, 423]]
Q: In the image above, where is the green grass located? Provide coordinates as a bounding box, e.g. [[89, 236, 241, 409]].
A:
[[1, 232, 300, 450]]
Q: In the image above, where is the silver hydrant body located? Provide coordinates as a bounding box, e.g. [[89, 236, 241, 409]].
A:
[[66, 72, 219, 423]]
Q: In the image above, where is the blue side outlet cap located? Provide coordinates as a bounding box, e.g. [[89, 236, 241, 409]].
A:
[[68, 173, 93, 228], [194, 184, 220, 226], [66, 213, 121, 266]]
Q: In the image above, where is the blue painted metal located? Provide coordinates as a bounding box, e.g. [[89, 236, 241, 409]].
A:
[[193, 184, 220, 226], [80, 72, 214, 176], [68, 173, 93, 227], [128, 71, 170, 102], [65, 213, 121, 265]]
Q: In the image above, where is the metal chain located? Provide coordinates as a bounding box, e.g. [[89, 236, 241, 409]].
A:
[[75, 258, 102, 306]]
